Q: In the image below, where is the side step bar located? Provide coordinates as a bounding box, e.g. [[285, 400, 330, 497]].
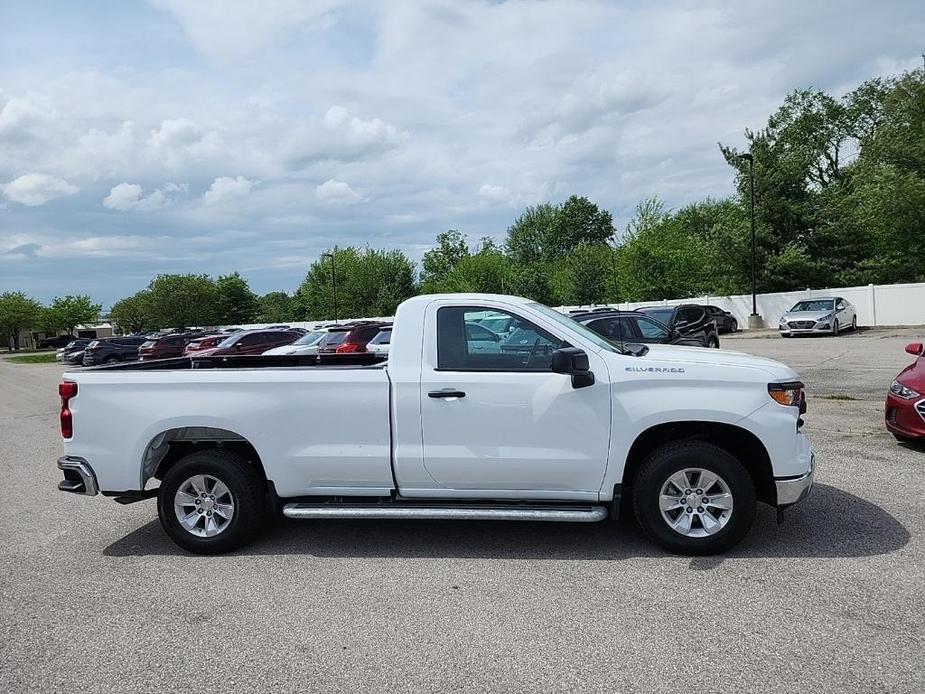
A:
[[282, 504, 608, 523]]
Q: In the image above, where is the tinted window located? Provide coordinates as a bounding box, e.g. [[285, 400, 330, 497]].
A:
[[465, 322, 499, 342], [791, 300, 835, 312], [321, 331, 350, 346], [293, 330, 326, 346], [236, 333, 265, 347], [678, 307, 703, 324], [586, 317, 636, 340], [369, 329, 392, 345], [438, 307, 565, 371], [639, 307, 675, 325], [636, 317, 670, 339]]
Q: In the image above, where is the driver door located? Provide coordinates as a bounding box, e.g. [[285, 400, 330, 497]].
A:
[[419, 305, 612, 497]]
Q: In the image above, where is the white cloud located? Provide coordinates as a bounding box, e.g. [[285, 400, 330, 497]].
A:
[[478, 184, 512, 205], [102, 181, 186, 211], [148, 118, 224, 168], [1, 174, 78, 206], [315, 179, 361, 204], [201, 176, 256, 205]]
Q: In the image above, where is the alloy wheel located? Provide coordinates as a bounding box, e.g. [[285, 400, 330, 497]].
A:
[[173, 474, 235, 537], [658, 468, 734, 537]]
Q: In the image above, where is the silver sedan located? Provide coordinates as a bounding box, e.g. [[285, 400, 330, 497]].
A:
[[779, 297, 857, 337]]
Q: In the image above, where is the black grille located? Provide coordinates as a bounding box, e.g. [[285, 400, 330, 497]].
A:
[[788, 321, 815, 329]]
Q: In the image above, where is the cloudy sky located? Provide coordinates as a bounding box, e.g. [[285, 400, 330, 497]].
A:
[[1, 0, 922, 308]]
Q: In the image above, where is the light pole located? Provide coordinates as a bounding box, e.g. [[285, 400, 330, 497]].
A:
[[739, 152, 759, 321], [322, 252, 338, 323]]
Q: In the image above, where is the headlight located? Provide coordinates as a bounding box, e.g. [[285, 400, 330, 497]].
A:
[[768, 381, 804, 406], [890, 380, 921, 399]]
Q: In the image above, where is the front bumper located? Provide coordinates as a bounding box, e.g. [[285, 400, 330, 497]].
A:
[[57, 456, 99, 496], [779, 324, 835, 336], [885, 393, 925, 439], [775, 453, 814, 506]]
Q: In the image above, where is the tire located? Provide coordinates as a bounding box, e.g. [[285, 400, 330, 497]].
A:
[[851, 315, 857, 331], [706, 335, 720, 349], [832, 319, 840, 336], [632, 441, 757, 555], [105, 356, 119, 364], [729, 319, 738, 333], [781, 333, 792, 338], [157, 449, 265, 554]]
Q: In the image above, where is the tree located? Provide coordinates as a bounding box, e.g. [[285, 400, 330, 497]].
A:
[[505, 196, 614, 264], [420, 230, 470, 290], [0, 291, 44, 350], [422, 241, 509, 295], [45, 295, 101, 336], [257, 292, 295, 323], [145, 274, 220, 329], [504, 202, 561, 264], [216, 272, 259, 324], [295, 247, 416, 320], [109, 291, 152, 334]]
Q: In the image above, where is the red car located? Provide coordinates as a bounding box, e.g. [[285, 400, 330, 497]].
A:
[[196, 329, 301, 357], [885, 341, 925, 442], [315, 322, 391, 354], [138, 333, 205, 361], [182, 334, 226, 356]]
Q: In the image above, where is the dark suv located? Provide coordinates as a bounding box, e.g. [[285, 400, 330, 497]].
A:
[[316, 322, 391, 354], [82, 336, 149, 365], [572, 310, 705, 347], [635, 304, 720, 348]]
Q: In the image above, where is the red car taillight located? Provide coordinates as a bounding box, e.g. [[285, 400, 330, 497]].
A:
[[335, 342, 363, 353], [59, 381, 77, 438]]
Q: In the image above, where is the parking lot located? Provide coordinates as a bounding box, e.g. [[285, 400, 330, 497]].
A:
[[1, 329, 924, 693]]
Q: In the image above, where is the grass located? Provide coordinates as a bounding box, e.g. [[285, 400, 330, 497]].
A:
[[4, 353, 59, 364], [817, 393, 860, 401]]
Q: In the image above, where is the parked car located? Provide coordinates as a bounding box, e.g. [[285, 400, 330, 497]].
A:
[[182, 334, 225, 356], [572, 310, 706, 347], [57, 292, 814, 556], [82, 336, 148, 366], [704, 306, 738, 334], [39, 335, 76, 349], [366, 327, 392, 358], [138, 333, 205, 361], [56, 338, 91, 363], [263, 329, 330, 356], [885, 341, 925, 442], [196, 329, 301, 357], [636, 305, 720, 348], [778, 297, 857, 337], [316, 322, 391, 354]]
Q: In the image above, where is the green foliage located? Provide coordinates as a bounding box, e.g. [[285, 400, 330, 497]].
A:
[[109, 291, 153, 334], [0, 291, 44, 350], [420, 230, 470, 291], [257, 292, 295, 323], [44, 295, 101, 335], [146, 274, 220, 329], [5, 353, 58, 363], [505, 196, 614, 265], [295, 247, 416, 320], [216, 272, 259, 324]]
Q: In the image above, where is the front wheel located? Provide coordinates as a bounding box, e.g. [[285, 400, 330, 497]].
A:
[[157, 449, 265, 554], [632, 441, 756, 555], [707, 335, 720, 349], [729, 319, 738, 333], [851, 315, 857, 331]]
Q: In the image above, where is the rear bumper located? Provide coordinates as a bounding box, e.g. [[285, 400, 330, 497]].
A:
[[775, 453, 814, 506], [57, 456, 99, 496]]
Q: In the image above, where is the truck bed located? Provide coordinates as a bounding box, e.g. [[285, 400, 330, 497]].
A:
[[85, 353, 387, 371]]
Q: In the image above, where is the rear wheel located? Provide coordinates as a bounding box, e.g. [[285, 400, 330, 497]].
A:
[[729, 319, 738, 333], [632, 441, 756, 555], [707, 335, 720, 348], [157, 449, 265, 554], [104, 356, 119, 364]]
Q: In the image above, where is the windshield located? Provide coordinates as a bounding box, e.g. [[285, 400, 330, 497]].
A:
[[791, 299, 834, 312], [527, 303, 624, 354], [638, 307, 674, 324], [292, 330, 325, 346], [321, 330, 350, 346], [216, 334, 240, 348]]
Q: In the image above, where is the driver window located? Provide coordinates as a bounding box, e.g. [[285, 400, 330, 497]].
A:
[[437, 306, 566, 371], [637, 317, 670, 340]]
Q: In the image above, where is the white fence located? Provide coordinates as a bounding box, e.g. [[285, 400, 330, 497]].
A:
[[561, 281, 925, 329], [225, 281, 925, 333]]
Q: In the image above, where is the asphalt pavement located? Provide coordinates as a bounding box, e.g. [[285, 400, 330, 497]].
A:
[[1, 329, 923, 693]]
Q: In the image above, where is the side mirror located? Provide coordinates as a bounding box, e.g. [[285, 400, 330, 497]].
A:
[[836, 303, 846, 311], [905, 342, 923, 356], [551, 347, 595, 389]]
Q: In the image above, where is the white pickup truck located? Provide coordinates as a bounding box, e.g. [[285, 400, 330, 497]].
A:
[[57, 293, 814, 555]]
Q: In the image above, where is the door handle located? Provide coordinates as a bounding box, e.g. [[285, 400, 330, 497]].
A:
[[428, 389, 466, 399]]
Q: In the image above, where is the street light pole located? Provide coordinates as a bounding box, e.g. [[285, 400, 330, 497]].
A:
[[322, 252, 338, 323], [740, 152, 758, 319]]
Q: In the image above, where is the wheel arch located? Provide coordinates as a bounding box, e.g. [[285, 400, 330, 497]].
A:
[[142, 426, 269, 490], [617, 421, 775, 515]]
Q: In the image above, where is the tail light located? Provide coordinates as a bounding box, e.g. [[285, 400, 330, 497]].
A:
[[335, 342, 363, 353], [59, 381, 77, 438]]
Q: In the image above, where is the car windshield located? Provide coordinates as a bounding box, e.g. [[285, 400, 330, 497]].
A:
[[321, 330, 350, 345], [527, 303, 624, 354], [216, 334, 240, 348], [791, 300, 835, 312], [292, 330, 325, 346], [638, 307, 674, 325], [369, 329, 391, 345]]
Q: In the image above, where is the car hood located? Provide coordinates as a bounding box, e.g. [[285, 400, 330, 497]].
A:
[[263, 345, 317, 355], [628, 343, 798, 380], [780, 310, 834, 322], [897, 358, 925, 389]]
